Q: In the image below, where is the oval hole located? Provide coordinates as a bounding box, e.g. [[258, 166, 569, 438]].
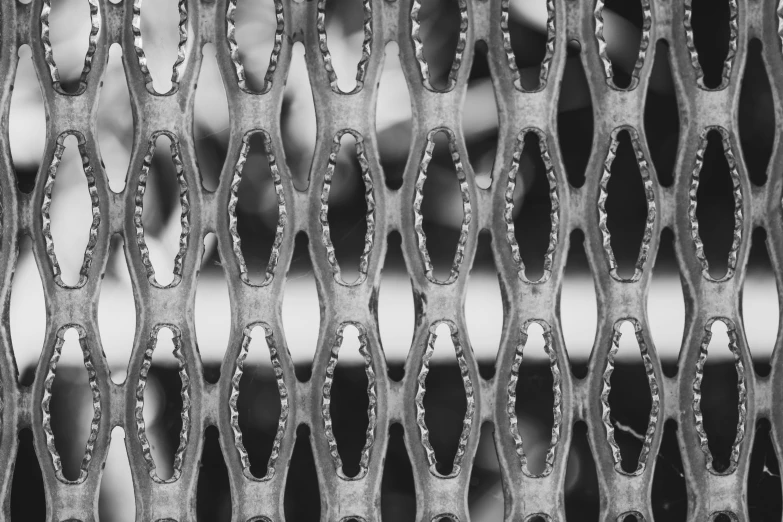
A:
[[48, 328, 95, 481], [327, 325, 371, 478], [98, 44, 133, 192], [699, 320, 740, 473], [468, 423, 503, 521], [47, 0, 93, 92], [739, 39, 774, 186], [195, 44, 229, 192], [694, 130, 737, 280], [417, 0, 462, 91], [236, 325, 284, 479], [139, 0, 184, 93], [564, 422, 599, 521], [282, 42, 316, 191], [98, 428, 135, 522], [423, 323, 469, 476], [419, 131, 466, 283], [464, 42, 498, 189], [689, 0, 732, 89], [378, 232, 413, 381], [507, 0, 550, 91], [466, 231, 501, 379], [47, 134, 95, 287], [607, 321, 654, 473], [99, 236, 136, 384], [234, 132, 282, 285], [600, 0, 644, 89], [513, 322, 556, 476], [377, 42, 412, 190], [651, 420, 687, 522], [11, 430, 45, 522], [648, 228, 684, 376], [197, 426, 232, 521], [11, 237, 46, 385], [196, 234, 230, 383], [561, 230, 596, 377], [10, 46, 46, 193], [232, 0, 278, 92], [282, 233, 320, 382], [743, 228, 777, 376], [748, 419, 782, 522], [323, 0, 367, 93], [644, 40, 679, 188], [557, 42, 593, 188], [604, 130, 649, 280], [511, 131, 554, 282], [381, 424, 416, 520], [140, 134, 184, 287], [284, 426, 321, 522], [325, 133, 369, 284], [142, 327, 185, 481]]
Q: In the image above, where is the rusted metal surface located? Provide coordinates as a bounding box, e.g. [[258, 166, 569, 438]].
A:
[[0, 0, 778, 520]]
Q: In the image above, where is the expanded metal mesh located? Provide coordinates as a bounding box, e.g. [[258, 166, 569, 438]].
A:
[[0, 0, 777, 520]]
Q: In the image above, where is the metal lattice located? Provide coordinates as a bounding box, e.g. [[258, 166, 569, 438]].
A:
[[0, 0, 777, 520]]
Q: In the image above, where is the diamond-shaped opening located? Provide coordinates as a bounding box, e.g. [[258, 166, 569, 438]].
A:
[[98, 44, 133, 192], [195, 43, 229, 192], [196, 234, 230, 383], [381, 423, 416, 521], [12, 429, 45, 522], [141, 134, 184, 287], [420, 130, 465, 282], [237, 325, 283, 479], [10, 45, 46, 193], [651, 420, 687, 522], [417, 0, 461, 91], [323, 0, 367, 93], [739, 39, 774, 186], [689, 0, 732, 89], [282, 232, 320, 382], [98, 428, 135, 522], [644, 40, 679, 188], [748, 419, 782, 521], [700, 320, 740, 473], [607, 321, 653, 474], [743, 228, 777, 377], [648, 228, 684, 377], [514, 322, 556, 476], [507, 0, 550, 91], [423, 322, 469, 476], [282, 42, 316, 191], [47, 0, 93, 93], [695, 130, 737, 280], [714, 514, 734, 522], [604, 130, 649, 280], [142, 327, 185, 481], [600, 0, 643, 89], [139, 0, 183, 94], [232, 0, 278, 92], [466, 231, 501, 379], [378, 232, 413, 382], [284, 425, 321, 522], [197, 426, 232, 521], [47, 134, 94, 287], [377, 41, 412, 190], [328, 325, 371, 478], [468, 423, 502, 521], [99, 235, 136, 384], [561, 230, 596, 378], [464, 42, 498, 189], [564, 422, 599, 521], [512, 131, 554, 282], [325, 133, 369, 285], [234, 132, 282, 285], [11, 236, 46, 386], [558, 41, 593, 188]]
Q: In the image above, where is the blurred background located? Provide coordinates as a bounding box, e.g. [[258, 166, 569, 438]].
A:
[[7, 0, 782, 520]]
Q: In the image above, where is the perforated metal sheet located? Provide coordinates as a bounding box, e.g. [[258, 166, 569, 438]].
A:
[[0, 0, 777, 521]]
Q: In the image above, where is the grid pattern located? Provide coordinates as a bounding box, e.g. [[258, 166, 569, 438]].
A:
[[0, 0, 777, 520]]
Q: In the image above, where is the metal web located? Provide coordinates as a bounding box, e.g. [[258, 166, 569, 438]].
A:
[[0, 0, 777, 520]]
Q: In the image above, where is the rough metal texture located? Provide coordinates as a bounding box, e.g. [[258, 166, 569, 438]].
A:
[[0, 0, 776, 520]]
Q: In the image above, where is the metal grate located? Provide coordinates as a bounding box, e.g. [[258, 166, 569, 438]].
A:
[[0, 0, 778, 520]]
